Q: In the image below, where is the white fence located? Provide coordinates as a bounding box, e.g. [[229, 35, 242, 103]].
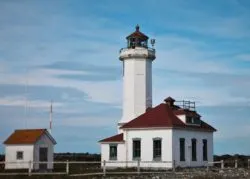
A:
[[0, 159, 250, 176], [0, 160, 173, 176]]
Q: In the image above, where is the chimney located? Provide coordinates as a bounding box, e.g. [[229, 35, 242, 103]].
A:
[[164, 96, 175, 107], [146, 107, 152, 112]]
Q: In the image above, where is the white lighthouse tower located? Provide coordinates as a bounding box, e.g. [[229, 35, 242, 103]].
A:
[[118, 25, 156, 130]]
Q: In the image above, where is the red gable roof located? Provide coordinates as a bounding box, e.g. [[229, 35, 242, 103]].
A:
[[99, 133, 124, 143], [121, 103, 216, 132], [4, 129, 56, 145]]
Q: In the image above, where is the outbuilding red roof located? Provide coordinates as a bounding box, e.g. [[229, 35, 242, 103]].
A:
[[4, 129, 56, 145], [121, 103, 216, 132], [99, 133, 124, 143]]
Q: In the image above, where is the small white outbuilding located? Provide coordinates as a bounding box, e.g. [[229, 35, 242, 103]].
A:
[[3, 129, 56, 170]]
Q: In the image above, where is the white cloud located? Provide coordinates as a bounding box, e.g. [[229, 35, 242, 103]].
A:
[[0, 63, 6, 73], [154, 34, 243, 75], [0, 68, 122, 105], [215, 125, 250, 140], [0, 96, 62, 109], [237, 54, 250, 61], [59, 116, 117, 127]]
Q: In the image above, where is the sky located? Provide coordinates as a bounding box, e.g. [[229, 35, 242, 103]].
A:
[[0, 0, 250, 155]]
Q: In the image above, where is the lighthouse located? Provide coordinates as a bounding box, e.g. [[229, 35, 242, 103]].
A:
[[118, 25, 156, 130], [100, 26, 215, 168]]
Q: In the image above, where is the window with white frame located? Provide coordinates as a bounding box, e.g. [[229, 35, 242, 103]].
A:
[[203, 139, 208, 161], [179, 138, 185, 161], [153, 138, 162, 161], [109, 144, 117, 160], [133, 139, 141, 160], [191, 138, 197, 161], [16, 151, 23, 160]]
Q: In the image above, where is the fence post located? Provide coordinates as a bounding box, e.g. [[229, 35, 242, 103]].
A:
[[221, 160, 224, 169], [103, 160, 106, 177], [28, 160, 32, 176], [206, 162, 209, 172], [235, 159, 238, 168], [66, 160, 69, 175], [172, 160, 175, 172], [137, 159, 140, 175], [248, 159, 250, 169]]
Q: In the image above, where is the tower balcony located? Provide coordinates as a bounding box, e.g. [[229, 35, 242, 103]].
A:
[[119, 47, 156, 61]]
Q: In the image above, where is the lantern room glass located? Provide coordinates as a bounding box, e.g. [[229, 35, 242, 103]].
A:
[[127, 37, 148, 48]]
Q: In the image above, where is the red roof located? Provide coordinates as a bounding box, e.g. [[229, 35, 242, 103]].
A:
[[4, 129, 56, 145], [126, 25, 148, 40], [121, 103, 216, 132], [99, 133, 124, 143]]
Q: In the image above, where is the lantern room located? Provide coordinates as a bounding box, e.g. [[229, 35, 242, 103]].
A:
[[126, 25, 149, 48]]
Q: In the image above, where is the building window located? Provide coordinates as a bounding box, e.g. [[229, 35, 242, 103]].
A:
[[179, 138, 185, 161], [203, 139, 208, 161], [153, 138, 161, 160], [109, 144, 117, 160], [186, 116, 201, 125], [16, 151, 23, 160], [186, 116, 192, 123], [133, 139, 141, 160], [192, 139, 197, 161]]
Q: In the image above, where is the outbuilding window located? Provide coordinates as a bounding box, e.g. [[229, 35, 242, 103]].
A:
[[192, 138, 197, 161], [133, 139, 141, 160], [16, 151, 23, 160], [109, 144, 117, 160], [153, 138, 162, 160], [203, 139, 208, 161], [179, 138, 185, 161]]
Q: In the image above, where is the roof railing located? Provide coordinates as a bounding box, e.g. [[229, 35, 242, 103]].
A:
[[175, 100, 196, 111]]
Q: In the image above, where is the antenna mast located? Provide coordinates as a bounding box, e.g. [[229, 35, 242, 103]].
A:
[[49, 100, 53, 134], [24, 74, 29, 129]]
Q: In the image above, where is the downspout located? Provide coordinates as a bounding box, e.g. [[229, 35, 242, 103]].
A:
[[125, 130, 128, 168], [172, 130, 174, 168]]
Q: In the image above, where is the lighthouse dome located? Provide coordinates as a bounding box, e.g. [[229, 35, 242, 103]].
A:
[[126, 25, 148, 48]]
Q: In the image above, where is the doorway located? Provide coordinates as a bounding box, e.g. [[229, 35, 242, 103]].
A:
[[39, 147, 48, 170]]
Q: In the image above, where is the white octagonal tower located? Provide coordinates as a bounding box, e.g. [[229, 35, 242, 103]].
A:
[[118, 25, 156, 131]]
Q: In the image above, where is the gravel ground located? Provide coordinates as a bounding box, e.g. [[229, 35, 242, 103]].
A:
[[1, 168, 250, 179]]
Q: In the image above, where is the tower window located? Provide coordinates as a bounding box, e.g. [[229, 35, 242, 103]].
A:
[[153, 138, 161, 160], [122, 61, 124, 76], [192, 139, 197, 161], [179, 138, 185, 161], [133, 139, 141, 160], [109, 144, 117, 160]]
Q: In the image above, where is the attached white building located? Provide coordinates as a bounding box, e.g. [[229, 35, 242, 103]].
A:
[[3, 129, 56, 170], [99, 26, 216, 168]]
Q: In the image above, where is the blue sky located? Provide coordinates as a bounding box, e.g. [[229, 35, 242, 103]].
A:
[[0, 0, 250, 155]]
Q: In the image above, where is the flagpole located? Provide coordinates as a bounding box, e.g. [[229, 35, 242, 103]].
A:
[[49, 100, 53, 134]]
